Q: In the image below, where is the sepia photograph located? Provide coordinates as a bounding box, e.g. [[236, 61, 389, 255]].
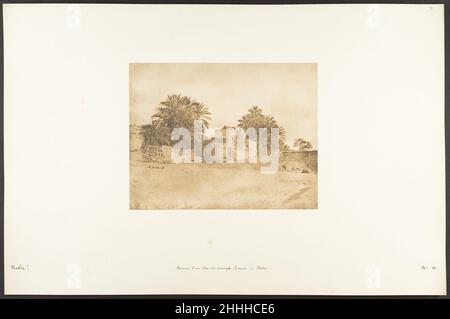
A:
[[130, 63, 317, 209]]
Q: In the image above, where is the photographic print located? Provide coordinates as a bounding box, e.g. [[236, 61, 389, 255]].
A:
[[130, 63, 317, 209], [4, 4, 445, 296]]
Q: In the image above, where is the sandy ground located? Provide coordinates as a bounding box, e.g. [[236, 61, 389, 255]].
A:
[[130, 160, 317, 209]]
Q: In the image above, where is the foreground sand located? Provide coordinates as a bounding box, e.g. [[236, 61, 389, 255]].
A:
[[130, 160, 317, 209]]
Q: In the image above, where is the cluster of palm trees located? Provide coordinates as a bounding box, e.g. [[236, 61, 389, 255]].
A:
[[237, 106, 314, 152], [140, 94, 313, 153], [140, 94, 211, 150], [237, 105, 287, 150]]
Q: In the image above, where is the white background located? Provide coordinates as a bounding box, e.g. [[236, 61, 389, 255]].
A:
[[3, 4, 446, 294]]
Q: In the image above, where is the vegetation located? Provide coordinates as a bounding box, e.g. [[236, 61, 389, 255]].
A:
[[140, 95, 314, 152], [293, 138, 313, 152], [237, 106, 287, 148], [153, 94, 211, 131], [140, 94, 211, 150], [140, 124, 171, 152]]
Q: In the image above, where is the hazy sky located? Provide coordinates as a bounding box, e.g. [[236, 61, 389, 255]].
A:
[[130, 63, 317, 148]]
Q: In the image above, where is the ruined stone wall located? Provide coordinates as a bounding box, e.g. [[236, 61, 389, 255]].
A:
[[141, 145, 172, 163], [130, 125, 144, 152], [130, 125, 172, 163]]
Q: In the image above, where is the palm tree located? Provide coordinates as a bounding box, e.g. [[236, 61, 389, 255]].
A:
[[140, 124, 171, 152], [281, 144, 291, 152], [262, 115, 283, 148], [237, 106, 289, 156], [263, 115, 277, 128], [293, 138, 313, 152], [152, 94, 190, 131], [189, 102, 211, 129], [278, 126, 286, 144], [237, 106, 265, 129], [150, 94, 211, 145]]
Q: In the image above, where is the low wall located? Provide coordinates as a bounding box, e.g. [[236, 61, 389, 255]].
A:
[[130, 124, 318, 171], [282, 150, 318, 172], [141, 145, 172, 163]]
